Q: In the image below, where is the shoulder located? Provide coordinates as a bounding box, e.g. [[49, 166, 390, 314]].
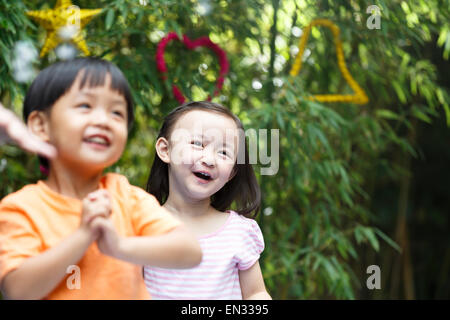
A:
[[0, 184, 42, 229], [0, 183, 40, 209], [229, 210, 260, 228], [228, 211, 263, 237], [228, 211, 265, 268]]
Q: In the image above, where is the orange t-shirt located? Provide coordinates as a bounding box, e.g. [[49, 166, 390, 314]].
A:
[[0, 173, 181, 299]]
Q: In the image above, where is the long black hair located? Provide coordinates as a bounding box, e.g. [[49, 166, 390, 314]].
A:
[[146, 101, 261, 218]]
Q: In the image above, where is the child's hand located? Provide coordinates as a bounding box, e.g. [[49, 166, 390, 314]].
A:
[[90, 217, 121, 258], [80, 190, 112, 239]]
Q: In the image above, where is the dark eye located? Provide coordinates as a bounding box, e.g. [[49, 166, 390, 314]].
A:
[[78, 103, 91, 109], [219, 150, 228, 156], [191, 140, 203, 147], [112, 110, 125, 118]]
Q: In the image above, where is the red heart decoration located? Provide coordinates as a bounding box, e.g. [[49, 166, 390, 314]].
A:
[[156, 32, 229, 103]]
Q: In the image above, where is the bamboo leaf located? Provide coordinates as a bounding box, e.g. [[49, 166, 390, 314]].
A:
[[105, 8, 115, 30]]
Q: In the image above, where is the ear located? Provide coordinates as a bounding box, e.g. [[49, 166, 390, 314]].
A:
[[27, 110, 50, 142], [155, 137, 171, 164]]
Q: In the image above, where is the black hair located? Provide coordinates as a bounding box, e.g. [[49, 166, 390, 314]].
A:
[[23, 57, 134, 170], [146, 101, 261, 218]]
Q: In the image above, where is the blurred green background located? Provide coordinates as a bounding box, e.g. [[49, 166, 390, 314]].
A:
[[1, 0, 449, 299]]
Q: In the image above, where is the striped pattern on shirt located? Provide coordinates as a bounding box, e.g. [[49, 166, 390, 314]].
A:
[[144, 210, 264, 300]]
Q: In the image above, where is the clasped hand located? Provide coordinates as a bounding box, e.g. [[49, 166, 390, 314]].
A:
[[80, 189, 121, 257]]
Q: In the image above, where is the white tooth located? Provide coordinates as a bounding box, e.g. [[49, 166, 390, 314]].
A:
[[88, 137, 107, 144], [199, 172, 210, 178]]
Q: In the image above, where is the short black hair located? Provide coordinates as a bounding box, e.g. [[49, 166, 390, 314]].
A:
[[23, 57, 134, 171], [23, 57, 134, 128], [146, 101, 261, 218]]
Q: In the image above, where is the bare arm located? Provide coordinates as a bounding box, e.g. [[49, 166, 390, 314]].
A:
[[239, 261, 272, 300], [0, 227, 95, 300], [118, 226, 202, 268], [94, 219, 202, 269]]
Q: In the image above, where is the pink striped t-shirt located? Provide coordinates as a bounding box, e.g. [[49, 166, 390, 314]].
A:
[[143, 210, 264, 300]]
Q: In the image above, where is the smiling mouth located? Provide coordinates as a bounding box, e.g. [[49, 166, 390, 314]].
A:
[[83, 136, 111, 147], [193, 171, 212, 181]]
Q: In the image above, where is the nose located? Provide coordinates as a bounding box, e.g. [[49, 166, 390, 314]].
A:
[[200, 148, 216, 168], [91, 108, 110, 128]]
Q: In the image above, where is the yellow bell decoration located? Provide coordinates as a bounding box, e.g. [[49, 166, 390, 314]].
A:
[[290, 19, 369, 104], [27, 0, 102, 57]]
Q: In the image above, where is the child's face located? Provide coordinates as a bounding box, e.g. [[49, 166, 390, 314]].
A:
[[37, 72, 128, 173], [162, 110, 239, 202]]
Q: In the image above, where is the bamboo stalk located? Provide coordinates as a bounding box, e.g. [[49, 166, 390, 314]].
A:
[[392, 119, 417, 299]]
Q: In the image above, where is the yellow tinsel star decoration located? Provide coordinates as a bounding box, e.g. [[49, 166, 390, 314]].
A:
[[290, 19, 369, 104], [27, 0, 102, 57]]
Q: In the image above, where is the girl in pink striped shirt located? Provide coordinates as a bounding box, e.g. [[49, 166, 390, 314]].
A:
[[144, 101, 271, 300]]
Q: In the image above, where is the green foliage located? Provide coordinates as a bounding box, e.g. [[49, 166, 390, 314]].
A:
[[1, 0, 449, 299], [0, 0, 35, 102]]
